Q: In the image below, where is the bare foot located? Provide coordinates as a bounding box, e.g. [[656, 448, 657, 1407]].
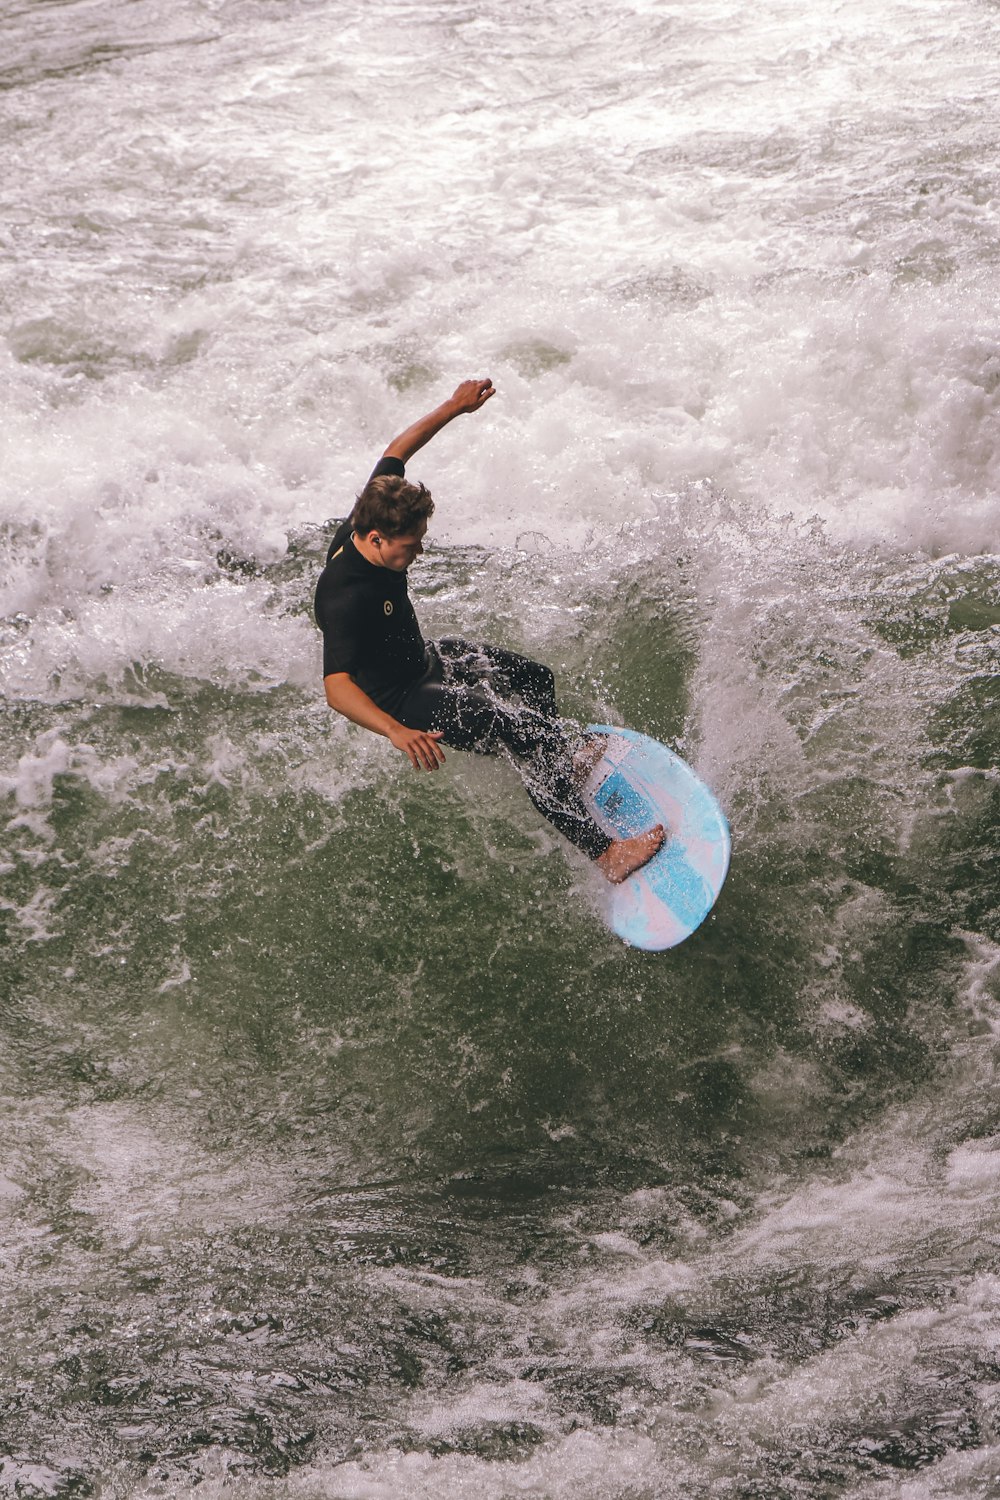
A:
[[571, 734, 608, 790], [594, 824, 666, 884]]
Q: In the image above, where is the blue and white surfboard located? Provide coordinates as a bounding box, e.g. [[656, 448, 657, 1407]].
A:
[[583, 725, 730, 951]]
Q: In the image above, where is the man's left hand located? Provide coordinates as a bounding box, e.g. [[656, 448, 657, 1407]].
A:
[[451, 378, 495, 413]]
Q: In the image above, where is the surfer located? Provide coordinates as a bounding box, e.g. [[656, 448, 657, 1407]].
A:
[[315, 378, 664, 883]]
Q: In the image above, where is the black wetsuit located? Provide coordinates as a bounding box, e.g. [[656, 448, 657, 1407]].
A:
[[314, 457, 612, 860]]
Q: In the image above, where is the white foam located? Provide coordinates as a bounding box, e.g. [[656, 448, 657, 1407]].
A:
[[4, 0, 1000, 712], [197, 1428, 668, 1500]]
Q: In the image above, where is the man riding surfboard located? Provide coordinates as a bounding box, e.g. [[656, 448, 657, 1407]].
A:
[[315, 379, 664, 883]]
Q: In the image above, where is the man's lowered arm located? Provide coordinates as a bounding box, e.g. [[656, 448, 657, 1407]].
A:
[[324, 672, 445, 771]]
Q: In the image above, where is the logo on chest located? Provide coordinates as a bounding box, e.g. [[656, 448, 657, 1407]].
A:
[[383, 599, 394, 616]]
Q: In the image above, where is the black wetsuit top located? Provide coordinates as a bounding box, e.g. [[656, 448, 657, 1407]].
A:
[[313, 456, 614, 860], [313, 457, 428, 714]]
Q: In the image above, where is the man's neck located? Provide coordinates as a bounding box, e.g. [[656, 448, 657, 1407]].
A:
[[351, 531, 384, 568]]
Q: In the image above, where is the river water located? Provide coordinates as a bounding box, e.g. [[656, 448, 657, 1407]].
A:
[[2, 0, 1000, 1496]]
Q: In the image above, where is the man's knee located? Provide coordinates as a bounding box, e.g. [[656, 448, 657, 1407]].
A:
[[534, 661, 555, 696], [434, 685, 503, 753], [515, 656, 555, 712]]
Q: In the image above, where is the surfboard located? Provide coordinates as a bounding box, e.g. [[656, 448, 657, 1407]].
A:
[[582, 724, 730, 950]]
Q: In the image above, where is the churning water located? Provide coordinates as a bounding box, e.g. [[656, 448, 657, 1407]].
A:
[[3, 0, 1000, 1496]]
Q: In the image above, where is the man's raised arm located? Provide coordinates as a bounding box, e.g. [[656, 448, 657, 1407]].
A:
[[382, 378, 495, 464]]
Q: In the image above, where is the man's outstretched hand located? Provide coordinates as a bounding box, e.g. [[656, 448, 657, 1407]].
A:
[[387, 724, 447, 771], [383, 378, 496, 463], [451, 377, 495, 413]]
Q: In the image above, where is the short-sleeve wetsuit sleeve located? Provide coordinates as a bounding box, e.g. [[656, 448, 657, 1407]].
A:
[[369, 455, 405, 481], [317, 586, 362, 678]]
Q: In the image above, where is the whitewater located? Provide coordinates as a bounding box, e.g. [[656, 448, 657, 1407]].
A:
[[2, 0, 1000, 1496]]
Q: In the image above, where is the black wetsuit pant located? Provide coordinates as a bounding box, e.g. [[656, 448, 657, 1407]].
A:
[[395, 639, 612, 861]]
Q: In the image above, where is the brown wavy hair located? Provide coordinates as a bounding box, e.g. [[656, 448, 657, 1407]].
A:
[[352, 474, 434, 538]]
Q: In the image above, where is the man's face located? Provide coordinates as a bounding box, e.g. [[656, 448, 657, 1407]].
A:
[[372, 520, 427, 572]]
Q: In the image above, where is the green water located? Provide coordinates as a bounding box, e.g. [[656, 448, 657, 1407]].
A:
[[4, 533, 1000, 1494]]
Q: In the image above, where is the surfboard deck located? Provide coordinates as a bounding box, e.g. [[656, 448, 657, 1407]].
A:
[[582, 724, 730, 950]]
